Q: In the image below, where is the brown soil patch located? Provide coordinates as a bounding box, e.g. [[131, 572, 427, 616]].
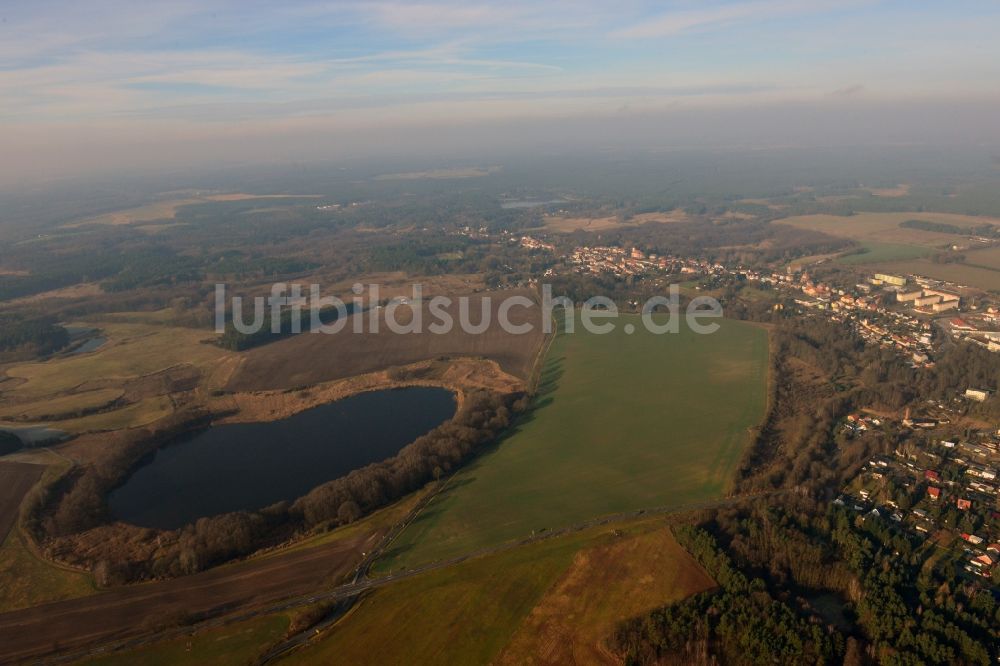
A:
[[226, 289, 544, 392], [495, 527, 715, 666]]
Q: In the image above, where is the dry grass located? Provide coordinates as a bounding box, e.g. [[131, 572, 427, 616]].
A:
[[3, 322, 234, 399], [63, 193, 321, 228], [375, 166, 500, 180], [544, 209, 687, 233], [49, 395, 174, 433], [867, 184, 911, 197], [775, 212, 1000, 247], [962, 245, 1000, 270], [3, 282, 103, 306], [1, 388, 123, 421], [864, 259, 1000, 292], [495, 526, 715, 665]]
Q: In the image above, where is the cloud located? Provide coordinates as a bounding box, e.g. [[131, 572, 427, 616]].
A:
[[612, 0, 864, 39]]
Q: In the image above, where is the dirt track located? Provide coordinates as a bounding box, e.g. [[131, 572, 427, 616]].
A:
[[0, 528, 382, 664], [227, 289, 544, 391], [0, 461, 42, 542]]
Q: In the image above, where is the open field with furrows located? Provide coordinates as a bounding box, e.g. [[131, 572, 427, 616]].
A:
[[0, 502, 404, 664], [79, 614, 291, 666], [62, 193, 321, 228], [773, 211, 1000, 248], [282, 520, 713, 666], [543, 209, 688, 233], [226, 289, 545, 391], [375, 315, 768, 571]]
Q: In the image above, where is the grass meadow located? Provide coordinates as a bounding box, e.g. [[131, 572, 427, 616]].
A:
[[287, 520, 713, 665], [376, 315, 768, 571]]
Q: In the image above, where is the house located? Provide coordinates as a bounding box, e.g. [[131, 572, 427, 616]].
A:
[[956, 498, 972, 510], [971, 554, 994, 568], [961, 533, 985, 545], [951, 318, 976, 331], [965, 388, 991, 402], [924, 469, 940, 483], [986, 543, 1000, 555], [927, 486, 941, 500]]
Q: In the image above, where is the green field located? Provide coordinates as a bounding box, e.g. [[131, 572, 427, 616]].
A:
[[837, 241, 933, 265], [285, 519, 713, 665], [376, 315, 768, 571], [79, 614, 290, 666]]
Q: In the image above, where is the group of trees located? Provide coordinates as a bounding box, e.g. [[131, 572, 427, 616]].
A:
[[0, 314, 69, 359], [31, 389, 525, 583], [611, 525, 843, 665], [615, 498, 998, 665]]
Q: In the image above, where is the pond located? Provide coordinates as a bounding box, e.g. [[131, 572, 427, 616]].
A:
[[108, 387, 456, 529]]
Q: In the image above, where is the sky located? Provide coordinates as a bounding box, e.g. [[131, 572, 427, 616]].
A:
[[2, 0, 1000, 187]]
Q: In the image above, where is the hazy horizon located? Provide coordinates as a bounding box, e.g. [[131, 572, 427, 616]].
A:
[[2, 1, 1000, 188]]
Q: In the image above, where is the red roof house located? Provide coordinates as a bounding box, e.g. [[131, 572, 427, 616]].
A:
[[927, 486, 941, 500]]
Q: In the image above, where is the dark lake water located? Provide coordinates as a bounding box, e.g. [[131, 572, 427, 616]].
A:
[[108, 387, 456, 529]]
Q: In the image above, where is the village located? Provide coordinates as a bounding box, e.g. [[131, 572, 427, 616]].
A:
[[837, 421, 1000, 583], [532, 237, 1000, 368]]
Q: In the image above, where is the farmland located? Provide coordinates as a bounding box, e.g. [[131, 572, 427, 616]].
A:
[[376, 315, 768, 570], [63, 193, 321, 228], [543, 209, 688, 233], [774, 211, 1000, 247], [863, 258, 1000, 293], [79, 615, 291, 666], [283, 519, 713, 665], [226, 289, 545, 391], [836, 241, 934, 265]]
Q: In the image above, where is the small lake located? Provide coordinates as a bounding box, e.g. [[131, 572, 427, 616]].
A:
[[69, 336, 106, 355], [108, 387, 456, 529]]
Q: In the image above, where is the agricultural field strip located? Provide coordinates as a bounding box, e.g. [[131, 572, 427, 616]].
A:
[[39, 490, 782, 666], [0, 462, 43, 542]]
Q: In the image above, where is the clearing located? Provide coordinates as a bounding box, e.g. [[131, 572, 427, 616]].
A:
[[376, 315, 768, 570]]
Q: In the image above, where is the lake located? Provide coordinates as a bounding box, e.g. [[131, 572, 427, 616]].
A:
[[108, 387, 456, 529]]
